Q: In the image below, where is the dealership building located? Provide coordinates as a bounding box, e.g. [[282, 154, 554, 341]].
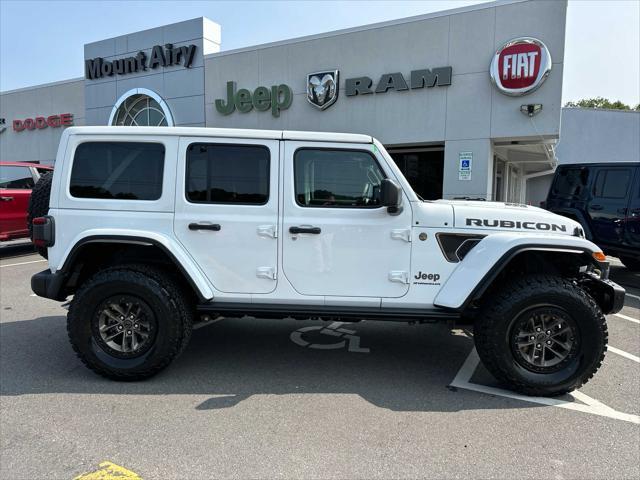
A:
[[1, 0, 571, 203]]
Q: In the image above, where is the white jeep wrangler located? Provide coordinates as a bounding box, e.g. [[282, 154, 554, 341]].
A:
[[30, 126, 625, 396]]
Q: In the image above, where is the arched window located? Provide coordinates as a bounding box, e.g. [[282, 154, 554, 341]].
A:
[[109, 88, 174, 127]]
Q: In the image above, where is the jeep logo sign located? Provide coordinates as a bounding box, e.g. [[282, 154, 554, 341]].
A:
[[490, 37, 552, 96]]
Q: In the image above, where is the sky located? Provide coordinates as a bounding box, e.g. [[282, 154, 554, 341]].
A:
[[1, 0, 638, 106]]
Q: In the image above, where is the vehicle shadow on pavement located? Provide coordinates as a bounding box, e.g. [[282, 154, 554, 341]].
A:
[[0, 241, 36, 259], [0, 315, 565, 413]]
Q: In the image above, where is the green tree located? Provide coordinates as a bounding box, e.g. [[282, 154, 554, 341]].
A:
[[564, 97, 639, 110]]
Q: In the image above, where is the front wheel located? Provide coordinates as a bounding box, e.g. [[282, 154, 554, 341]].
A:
[[474, 275, 607, 396]]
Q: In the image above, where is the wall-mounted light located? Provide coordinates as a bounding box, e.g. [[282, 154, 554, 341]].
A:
[[520, 104, 543, 117]]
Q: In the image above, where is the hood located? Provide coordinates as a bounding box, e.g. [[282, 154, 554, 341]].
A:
[[432, 199, 581, 235]]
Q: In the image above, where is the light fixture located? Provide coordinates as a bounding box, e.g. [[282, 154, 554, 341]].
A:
[[520, 104, 543, 117]]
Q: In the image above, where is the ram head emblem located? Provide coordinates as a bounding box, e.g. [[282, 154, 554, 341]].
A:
[[307, 70, 339, 110]]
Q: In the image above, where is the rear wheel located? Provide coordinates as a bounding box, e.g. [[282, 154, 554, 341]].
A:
[[474, 275, 607, 396], [67, 265, 193, 380], [619, 256, 640, 272], [28, 171, 53, 258]]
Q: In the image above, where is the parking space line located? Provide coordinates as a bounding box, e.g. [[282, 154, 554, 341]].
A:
[[0, 259, 46, 268], [74, 461, 140, 479], [626, 293, 640, 301], [608, 345, 640, 363], [614, 313, 640, 325], [450, 348, 640, 424]]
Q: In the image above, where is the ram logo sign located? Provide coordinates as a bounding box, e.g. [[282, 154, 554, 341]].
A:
[[307, 70, 339, 110], [490, 37, 552, 96]]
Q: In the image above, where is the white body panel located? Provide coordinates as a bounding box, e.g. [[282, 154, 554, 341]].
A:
[[47, 126, 602, 312], [173, 136, 280, 294], [433, 233, 600, 309], [281, 141, 412, 298]]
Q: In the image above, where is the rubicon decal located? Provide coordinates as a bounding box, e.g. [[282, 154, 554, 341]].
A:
[[466, 218, 566, 232], [490, 37, 552, 96]]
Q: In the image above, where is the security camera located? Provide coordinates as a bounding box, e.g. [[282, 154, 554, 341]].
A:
[[520, 104, 542, 117]]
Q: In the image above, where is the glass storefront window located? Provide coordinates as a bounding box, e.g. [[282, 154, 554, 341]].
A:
[[112, 94, 168, 126]]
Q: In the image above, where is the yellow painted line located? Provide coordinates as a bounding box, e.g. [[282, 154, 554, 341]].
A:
[[74, 461, 141, 480]]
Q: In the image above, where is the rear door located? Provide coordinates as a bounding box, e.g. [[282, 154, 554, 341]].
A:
[[0, 165, 36, 239], [174, 137, 280, 294], [588, 166, 634, 246]]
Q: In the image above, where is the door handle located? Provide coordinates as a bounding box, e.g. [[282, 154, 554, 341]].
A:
[[189, 223, 221, 231], [289, 226, 321, 234], [0, 196, 14, 202], [590, 205, 603, 211]]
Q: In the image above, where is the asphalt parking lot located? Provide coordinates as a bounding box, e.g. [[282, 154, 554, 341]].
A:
[[1, 241, 638, 479]]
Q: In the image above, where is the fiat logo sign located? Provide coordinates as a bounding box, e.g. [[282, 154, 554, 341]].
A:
[[490, 37, 552, 96]]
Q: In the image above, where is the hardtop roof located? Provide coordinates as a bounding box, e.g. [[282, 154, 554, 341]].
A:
[[63, 126, 373, 144]]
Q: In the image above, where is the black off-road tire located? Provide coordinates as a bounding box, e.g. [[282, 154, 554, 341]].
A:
[[27, 171, 53, 258], [619, 256, 640, 272], [474, 274, 607, 396], [67, 265, 193, 380]]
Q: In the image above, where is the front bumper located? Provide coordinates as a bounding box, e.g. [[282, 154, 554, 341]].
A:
[[31, 269, 67, 301], [580, 272, 626, 315]]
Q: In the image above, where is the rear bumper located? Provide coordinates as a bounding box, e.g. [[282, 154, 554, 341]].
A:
[[580, 272, 625, 315], [31, 269, 67, 301]]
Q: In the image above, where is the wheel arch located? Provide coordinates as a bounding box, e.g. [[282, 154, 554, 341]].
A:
[[55, 234, 214, 302], [434, 235, 603, 312]]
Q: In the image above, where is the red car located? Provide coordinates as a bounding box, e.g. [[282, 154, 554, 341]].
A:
[[0, 161, 53, 241]]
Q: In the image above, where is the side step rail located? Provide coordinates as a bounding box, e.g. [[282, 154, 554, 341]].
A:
[[196, 302, 461, 322]]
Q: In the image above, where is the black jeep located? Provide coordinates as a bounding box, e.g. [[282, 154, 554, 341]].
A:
[[546, 162, 640, 271]]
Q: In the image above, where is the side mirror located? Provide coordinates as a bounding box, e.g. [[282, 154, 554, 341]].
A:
[[380, 178, 402, 214]]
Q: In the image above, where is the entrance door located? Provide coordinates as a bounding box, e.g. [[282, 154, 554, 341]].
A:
[[387, 148, 444, 200], [589, 166, 634, 246], [282, 142, 412, 298], [174, 137, 279, 294]]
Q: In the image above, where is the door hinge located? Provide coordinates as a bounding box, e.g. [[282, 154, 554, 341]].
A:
[[257, 225, 277, 239], [390, 229, 411, 242], [388, 271, 409, 284], [256, 267, 277, 280]]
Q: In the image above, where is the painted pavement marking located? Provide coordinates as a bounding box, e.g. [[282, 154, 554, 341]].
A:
[[607, 345, 640, 363], [290, 321, 370, 353], [614, 312, 639, 325], [0, 259, 46, 268], [74, 461, 141, 480], [450, 347, 639, 424]]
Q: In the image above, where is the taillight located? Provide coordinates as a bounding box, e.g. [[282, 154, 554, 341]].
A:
[[31, 216, 55, 248]]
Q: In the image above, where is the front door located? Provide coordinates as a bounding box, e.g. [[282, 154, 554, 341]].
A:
[[282, 141, 412, 298], [588, 166, 634, 247], [174, 137, 279, 294], [624, 167, 640, 248]]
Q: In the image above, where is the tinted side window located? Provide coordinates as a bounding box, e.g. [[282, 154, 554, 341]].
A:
[[593, 169, 631, 199], [551, 168, 588, 197], [70, 142, 165, 200], [186, 144, 270, 204], [294, 149, 385, 208], [0, 166, 35, 189]]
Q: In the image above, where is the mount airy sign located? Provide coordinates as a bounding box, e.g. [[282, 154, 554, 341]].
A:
[[85, 44, 197, 80]]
